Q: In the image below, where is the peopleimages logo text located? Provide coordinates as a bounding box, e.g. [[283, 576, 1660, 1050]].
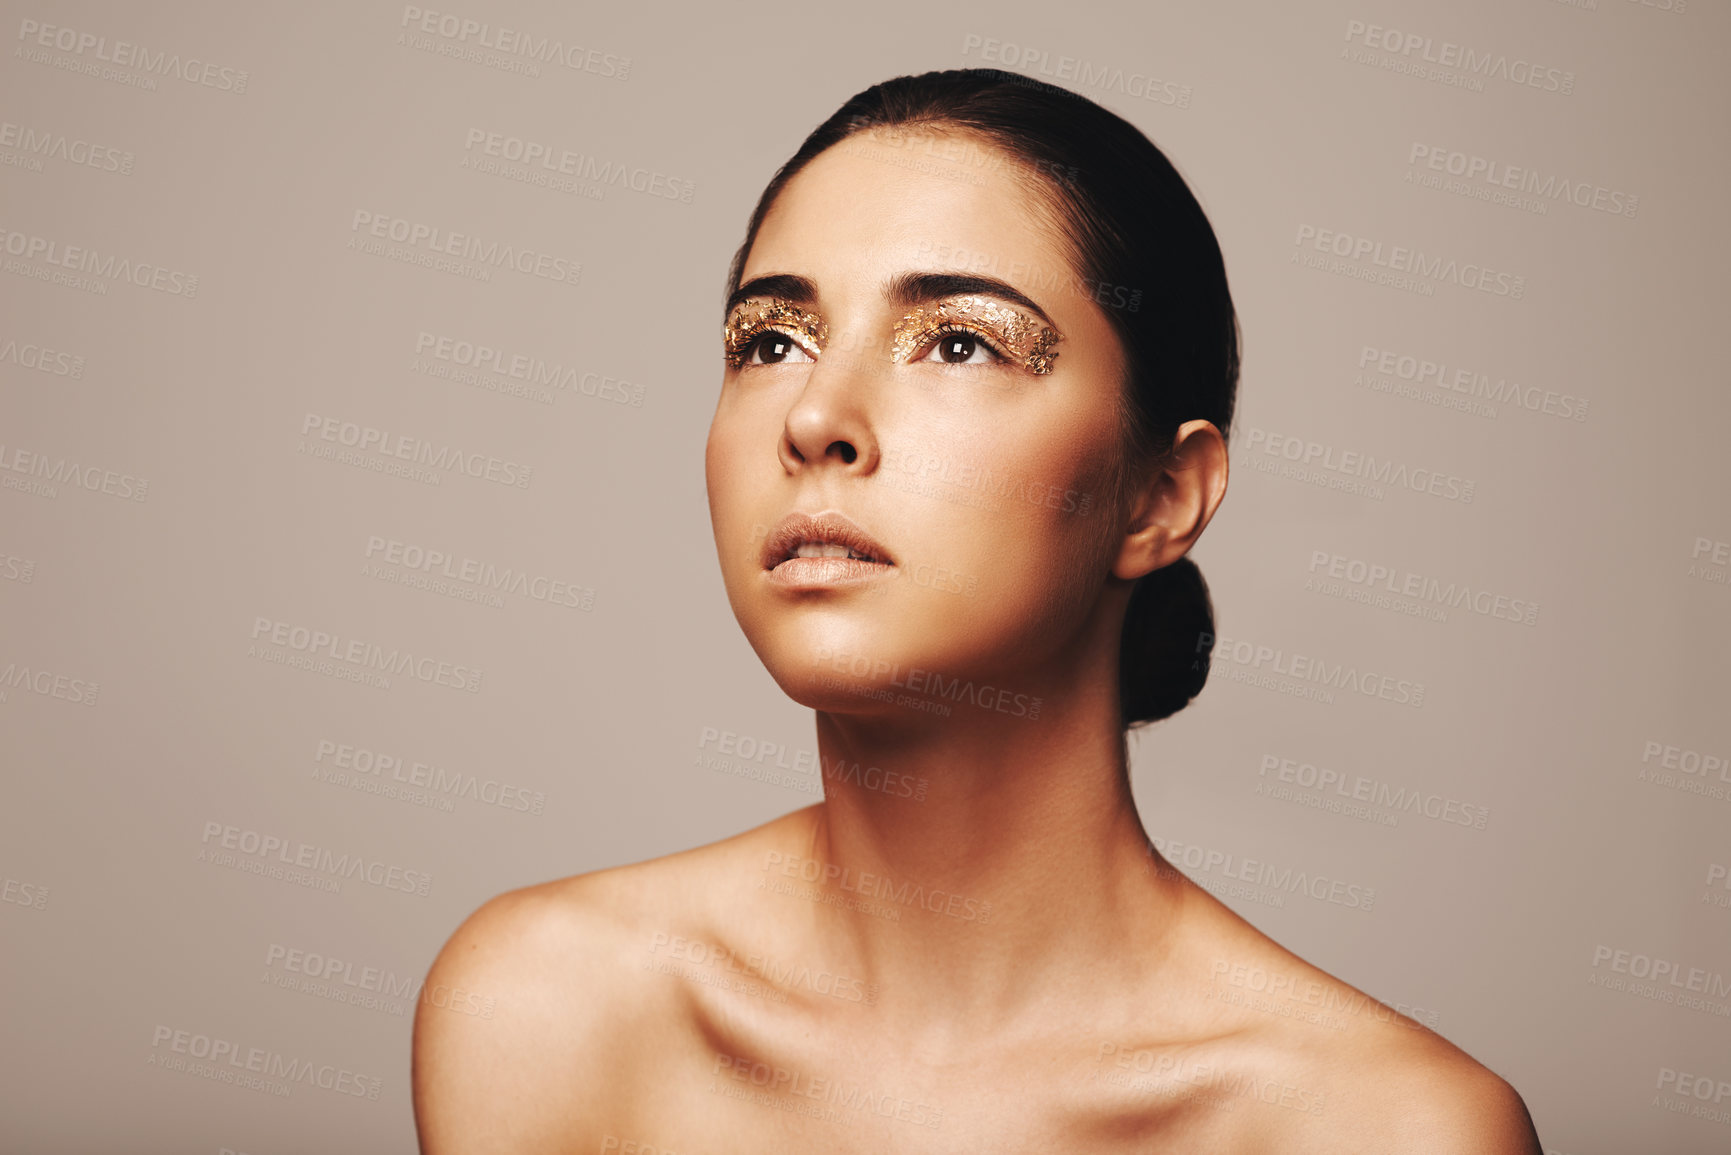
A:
[[398, 6, 630, 78], [1343, 20, 1574, 94], [16, 19, 250, 92], [1294, 225, 1524, 299]]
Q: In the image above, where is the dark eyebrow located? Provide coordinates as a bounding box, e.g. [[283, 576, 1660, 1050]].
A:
[[725, 273, 819, 318], [884, 272, 1058, 330]]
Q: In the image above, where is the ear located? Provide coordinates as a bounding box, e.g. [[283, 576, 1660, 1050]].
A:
[[1111, 419, 1229, 581]]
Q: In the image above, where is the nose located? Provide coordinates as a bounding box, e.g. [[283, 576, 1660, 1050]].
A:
[[778, 341, 881, 476]]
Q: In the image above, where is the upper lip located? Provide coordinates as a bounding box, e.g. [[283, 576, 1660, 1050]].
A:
[[761, 511, 895, 569]]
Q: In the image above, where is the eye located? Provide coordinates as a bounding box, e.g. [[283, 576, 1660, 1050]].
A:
[[742, 329, 815, 366], [915, 325, 1005, 366]]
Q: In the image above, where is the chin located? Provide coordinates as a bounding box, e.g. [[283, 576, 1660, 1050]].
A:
[[759, 651, 892, 717], [742, 607, 933, 715]]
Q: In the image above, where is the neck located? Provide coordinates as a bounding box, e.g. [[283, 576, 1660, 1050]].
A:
[[785, 660, 1183, 1032]]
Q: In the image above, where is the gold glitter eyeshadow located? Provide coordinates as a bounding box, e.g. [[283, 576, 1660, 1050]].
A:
[[723, 298, 828, 369], [891, 296, 1062, 374]]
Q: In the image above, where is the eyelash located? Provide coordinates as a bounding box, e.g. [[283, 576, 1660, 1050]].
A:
[[728, 323, 817, 369], [730, 322, 1011, 369], [910, 322, 1010, 365]]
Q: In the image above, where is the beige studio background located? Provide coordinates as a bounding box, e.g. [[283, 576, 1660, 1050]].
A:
[[2, 0, 1727, 1151]]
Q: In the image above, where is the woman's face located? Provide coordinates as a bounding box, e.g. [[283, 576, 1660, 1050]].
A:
[[705, 128, 1132, 718]]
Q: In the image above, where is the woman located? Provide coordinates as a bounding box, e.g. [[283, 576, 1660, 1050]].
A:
[[412, 69, 1542, 1152]]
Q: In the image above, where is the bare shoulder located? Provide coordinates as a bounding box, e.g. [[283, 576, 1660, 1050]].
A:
[[409, 870, 646, 1153], [1172, 893, 1539, 1153], [411, 807, 814, 1154], [1203, 967, 1541, 1153], [1314, 1022, 1541, 1154]]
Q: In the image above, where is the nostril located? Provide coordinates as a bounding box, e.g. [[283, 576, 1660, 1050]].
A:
[[829, 441, 857, 464]]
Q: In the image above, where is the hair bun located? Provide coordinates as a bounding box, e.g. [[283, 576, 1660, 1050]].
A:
[[1119, 557, 1214, 728]]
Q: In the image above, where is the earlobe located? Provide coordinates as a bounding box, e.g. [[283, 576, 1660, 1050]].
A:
[[1110, 420, 1228, 582]]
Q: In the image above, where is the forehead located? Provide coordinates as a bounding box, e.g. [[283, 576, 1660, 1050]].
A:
[[742, 129, 1074, 300]]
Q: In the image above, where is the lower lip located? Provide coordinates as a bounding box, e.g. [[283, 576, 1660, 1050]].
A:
[[765, 557, 895, 589]]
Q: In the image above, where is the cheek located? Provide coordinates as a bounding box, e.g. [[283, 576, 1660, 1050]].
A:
[[707, 393, 807, 591], [896, 459, 1111, 646], [705, 411, 759, 570], [964, 433, 1119, 629], [996, 495, 1113, 625], [706, 401, 763, 505]]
